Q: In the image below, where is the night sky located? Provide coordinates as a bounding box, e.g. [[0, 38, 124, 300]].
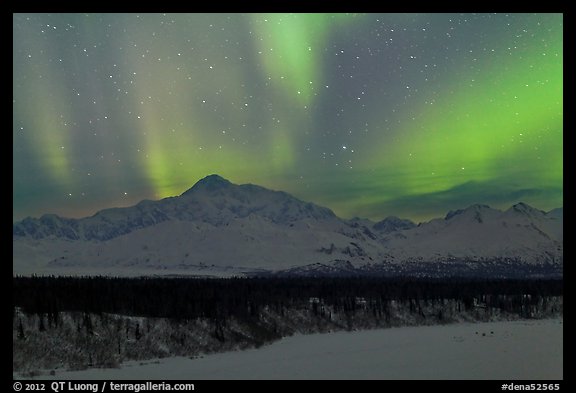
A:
[[13, 13, 563, 223]]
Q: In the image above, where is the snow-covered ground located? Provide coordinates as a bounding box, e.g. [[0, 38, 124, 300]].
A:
[[30, 318, 562, 380]]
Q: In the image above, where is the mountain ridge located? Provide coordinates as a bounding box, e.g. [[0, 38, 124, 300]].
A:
[[13, 175, 338, 241], [13, 175, 563, 277]]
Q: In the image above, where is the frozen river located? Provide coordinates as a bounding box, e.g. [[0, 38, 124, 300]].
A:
[[31, 318, 562, 380]]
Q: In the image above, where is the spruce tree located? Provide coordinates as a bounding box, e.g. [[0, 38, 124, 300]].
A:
[[17, 318, 25, 340]]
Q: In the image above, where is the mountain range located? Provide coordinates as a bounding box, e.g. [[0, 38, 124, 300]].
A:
[[13, 174, 563, 278]]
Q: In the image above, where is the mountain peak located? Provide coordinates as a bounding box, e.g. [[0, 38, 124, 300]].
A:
[[445, 204, 492, 221], [512, 202, 533, 210], [182, 174, 232, 195], [507, 202, 543, 216]]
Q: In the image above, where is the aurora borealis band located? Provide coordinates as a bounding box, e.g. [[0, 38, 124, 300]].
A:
[[13, 13, 563, 223]]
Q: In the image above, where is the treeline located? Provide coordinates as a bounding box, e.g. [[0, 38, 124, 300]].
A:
[[13, 276, 563, 321]]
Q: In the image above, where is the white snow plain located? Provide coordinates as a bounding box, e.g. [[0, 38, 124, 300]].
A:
[[31, 318, 562, 380]]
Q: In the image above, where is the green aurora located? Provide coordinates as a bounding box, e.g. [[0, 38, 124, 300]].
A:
[[13, 13, 562, 222]]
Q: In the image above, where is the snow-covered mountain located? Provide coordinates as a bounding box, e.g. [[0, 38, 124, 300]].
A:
[[378, 203, 563, 266], [13, 175, 337, 241], [13, 175, 563, 277]]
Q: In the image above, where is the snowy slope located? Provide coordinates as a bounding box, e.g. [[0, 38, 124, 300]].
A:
[[14, 217, 385, 274], [13, 175, 563, 276]]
